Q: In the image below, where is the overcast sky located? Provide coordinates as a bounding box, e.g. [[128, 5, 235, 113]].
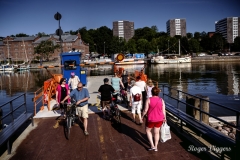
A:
[[0, 0, 239, 37]]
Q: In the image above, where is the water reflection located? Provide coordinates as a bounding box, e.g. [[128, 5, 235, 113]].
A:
[[0, 62, 239, 114]]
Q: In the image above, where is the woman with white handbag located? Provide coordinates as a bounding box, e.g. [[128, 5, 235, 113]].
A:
[[142, 87, 166, 151]]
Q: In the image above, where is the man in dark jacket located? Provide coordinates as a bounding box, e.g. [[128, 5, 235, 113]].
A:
[[98, 78, 115, 119]]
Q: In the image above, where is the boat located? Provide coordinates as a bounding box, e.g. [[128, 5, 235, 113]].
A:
[[16, 39, 31, 71], [16, 62, 30, 71], [114, 53, 145, 65], [151, 55, 191, 64], [0, 63, 15, 71], [151, 39, 191, 64]]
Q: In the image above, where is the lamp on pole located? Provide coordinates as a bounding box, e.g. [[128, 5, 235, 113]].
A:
[[54, 12, 63, 54], [168, 40, 169, 54], [104, 42, 105, 55]]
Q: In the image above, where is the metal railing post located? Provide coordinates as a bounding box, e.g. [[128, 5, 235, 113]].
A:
[[177, 90, 180, 109], [199, 98, 202, 122], [10, 101, 14, 122], [24, 93, 27, 113]]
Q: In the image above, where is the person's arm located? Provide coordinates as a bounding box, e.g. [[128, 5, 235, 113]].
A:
[[119, 79, 124, 88], [77, 76, 80, 82], [61, 95, 71, 103], [68, 79, 71, 86], [162, 99, 166, 122], [56, 90, 59, 104], [76, 97, 89, 105], [142, 98, 150, 118]]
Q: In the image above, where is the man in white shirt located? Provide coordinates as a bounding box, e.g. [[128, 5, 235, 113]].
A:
[[129, 80, 143, 124], [68, 72, 80, 91], [135, 76, 147, 112]]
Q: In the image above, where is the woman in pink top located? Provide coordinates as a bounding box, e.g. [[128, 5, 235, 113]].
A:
[[142, 87, 166, 152], [56, 78, 70, 115]]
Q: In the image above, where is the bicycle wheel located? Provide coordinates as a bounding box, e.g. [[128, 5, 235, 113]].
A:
[[114, 108, 121, 124], [66, 116, 71, 139]]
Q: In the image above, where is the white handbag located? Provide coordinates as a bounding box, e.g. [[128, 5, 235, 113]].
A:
[[160, 122, 171, 143]]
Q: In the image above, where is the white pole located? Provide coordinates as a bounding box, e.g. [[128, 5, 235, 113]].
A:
[[179, 39, 180, 56], [22, 38, 28, 63]]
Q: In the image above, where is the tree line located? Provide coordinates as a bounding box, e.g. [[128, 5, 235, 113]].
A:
[[9, 26, 240, 56]]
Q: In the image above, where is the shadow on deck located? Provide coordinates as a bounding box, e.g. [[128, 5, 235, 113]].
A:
[[1, 111, 208, 160]]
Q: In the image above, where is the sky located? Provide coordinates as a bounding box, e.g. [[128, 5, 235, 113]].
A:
[[0, 0, 239, 37]]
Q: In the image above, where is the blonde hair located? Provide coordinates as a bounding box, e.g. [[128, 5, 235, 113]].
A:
[[147, 79, 153, 87]]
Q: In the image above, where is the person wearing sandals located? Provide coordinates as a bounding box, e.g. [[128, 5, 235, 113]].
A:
[[129, 80, 143, 124], [56, 78, 70, 116], [61, 82, 90, 136], [141, 87, 166, 151]]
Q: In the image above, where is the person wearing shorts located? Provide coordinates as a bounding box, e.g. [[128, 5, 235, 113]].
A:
[[61, 82, 90, 136], [98, 78, 115, 119], [142, 87, 166, 152], [129, 80, 143, 124]]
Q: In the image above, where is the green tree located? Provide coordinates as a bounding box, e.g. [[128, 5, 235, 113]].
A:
[[126, 39, 137, 53], [137, 39, 149, 53], [189, 39, 200, 53], [16, 33, 29, 37], [34, 41, 60, 65], [194, 32, 201, 40], [211, 33, 226, 51], [233, 36, 240, 51], [187, 33, 193, 39], [181, 36, 189, 54]]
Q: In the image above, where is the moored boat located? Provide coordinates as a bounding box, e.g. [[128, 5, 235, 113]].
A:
[[151, 55, 191, 64], [0, 63, 15, 71]]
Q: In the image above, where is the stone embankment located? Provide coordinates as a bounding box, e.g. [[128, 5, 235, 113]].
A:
[[209, 121, 236, 140], [192, 55, 240, 62]]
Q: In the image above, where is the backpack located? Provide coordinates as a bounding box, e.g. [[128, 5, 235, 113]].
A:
[[133, 93, 141, 101]]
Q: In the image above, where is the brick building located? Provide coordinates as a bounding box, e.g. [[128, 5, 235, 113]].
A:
[[0, 33, 89, 62]]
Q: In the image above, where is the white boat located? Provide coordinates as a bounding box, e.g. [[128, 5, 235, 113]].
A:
[[115, 58, 145, 65], [17, 64, 30, 71], [151, 55, 191, 64], [0, 63, 15, 71]]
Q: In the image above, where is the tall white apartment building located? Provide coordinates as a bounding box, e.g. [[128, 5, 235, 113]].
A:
[[166, 19, 186, 37], [113, 20, 134, 41], [215, 17, 240, 43]]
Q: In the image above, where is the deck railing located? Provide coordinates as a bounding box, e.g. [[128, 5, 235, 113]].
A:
[[32, 87, 44, 116], [160, 84, 240, 144], [0, 93, 27, 130]]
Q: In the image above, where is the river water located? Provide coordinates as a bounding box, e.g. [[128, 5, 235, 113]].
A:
[[0, 62, 240, 124]]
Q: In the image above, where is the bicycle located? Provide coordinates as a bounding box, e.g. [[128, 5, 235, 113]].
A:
[[63, 102, 76, 140], [109, 94, 121, 124]]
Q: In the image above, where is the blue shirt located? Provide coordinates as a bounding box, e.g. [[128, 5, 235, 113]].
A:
[[70, 88, 90, 106]]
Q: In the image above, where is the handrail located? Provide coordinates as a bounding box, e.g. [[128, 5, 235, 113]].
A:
[[160, 84, 240, 144], [0, 93, 27, 123], [33, 87, 43, 116]]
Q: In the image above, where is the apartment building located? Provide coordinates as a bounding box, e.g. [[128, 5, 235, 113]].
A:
[[215, 17, 240, 43], [0, 33, 89, 62], [113, 20, 134, 41], [166, 19, 186, 37]]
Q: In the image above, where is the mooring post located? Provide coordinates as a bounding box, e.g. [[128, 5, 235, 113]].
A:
[[186, 94, 209, 124]]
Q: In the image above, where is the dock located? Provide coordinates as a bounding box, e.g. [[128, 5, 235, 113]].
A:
[[0, 75, 233, 160]]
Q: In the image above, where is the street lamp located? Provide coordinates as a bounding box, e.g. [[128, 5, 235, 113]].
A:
[[104, 42, 105, 55], [168, 40, 169, 54], [54, 12, 63, 53]]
